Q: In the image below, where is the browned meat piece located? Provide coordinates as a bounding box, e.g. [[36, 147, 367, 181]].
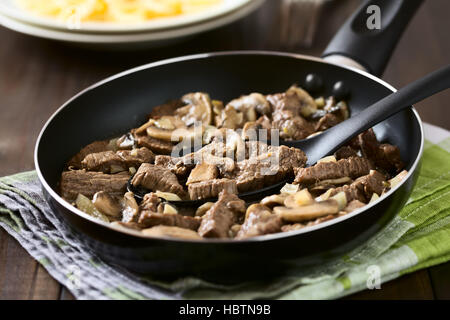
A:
[[226, 144, 306, 193], [154, 155, 191, 178], [330, 184, 366, 203], [188, 178, 237, 200], [138, 212, 200, 230], [60, 170, 129, 201], [354, 170, 387, 196], [315, 113, 341, 132], [267, 87, 316, 140], [275, 144, 307, 170], [294, 157, 372, 186], [148, 100, 184, 118], [186, 163, 219, 185], [135, 135, 174, 155], [140, 192, 162, 212], [198, 190, 246, 238], [358, 129, 404, 172], [81, 147, 154, 173], [272, 113, 315, 140], [379, 143, 404, 172], [131, 163, 185, 197], [329, 170, 386, 203], [344, 200, 366, 213], [334, 146, 358, 160], [236, 204, 282, 239], [67, 140, 110, 169]]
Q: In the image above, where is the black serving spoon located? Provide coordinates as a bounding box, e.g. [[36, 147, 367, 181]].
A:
[[129, 64, 450, 206]]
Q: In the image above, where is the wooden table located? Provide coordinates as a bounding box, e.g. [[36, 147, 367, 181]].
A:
[[0, 0, 449, 300]]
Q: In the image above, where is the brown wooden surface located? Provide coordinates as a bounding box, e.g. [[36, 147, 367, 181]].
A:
[[0, 0, 449, 300]]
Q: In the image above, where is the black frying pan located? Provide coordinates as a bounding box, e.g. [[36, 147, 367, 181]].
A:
[[35, 0, 425, 281]]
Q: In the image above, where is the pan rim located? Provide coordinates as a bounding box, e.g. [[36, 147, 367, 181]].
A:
[[34, 50, 424, 244]]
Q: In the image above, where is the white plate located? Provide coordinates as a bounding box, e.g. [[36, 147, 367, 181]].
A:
[[0, 0, 264, 49], [0, 0, 254, 33]]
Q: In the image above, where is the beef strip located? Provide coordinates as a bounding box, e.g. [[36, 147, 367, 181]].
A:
[[67, 140, 110, 169], [140, 192, 162, 212], [198, 190, 246, 238], [329, 170, 386, 203], [154, 155, 191, 178], [135, 134, 174, 155], [294, 156, 373, 186], [131, 163, 185, 197], [267, 87, 316, 140], [315, 113, 341, 132], [225, 144, 306, 192], [60, 170, 129, 201], [358, 128, 404, 173], [272, 112, 315, 140], [188, 178, 237, 200], [236, 204, 282, 239], [81, 147, 154, 173], [138, 212, 200, 230], [334, 146, 358, 160], [186, 163, 219, 185]]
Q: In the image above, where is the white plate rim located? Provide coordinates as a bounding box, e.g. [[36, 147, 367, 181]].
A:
[[0, 0, 264, 44], [0, 0, 254, 33]]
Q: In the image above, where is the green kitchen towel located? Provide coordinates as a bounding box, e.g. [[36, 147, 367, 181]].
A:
[[0, 124, 449, 299]]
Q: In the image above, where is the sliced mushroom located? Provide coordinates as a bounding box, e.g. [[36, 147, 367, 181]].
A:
[[284, 189, 314, 208], [280, 183, 299, 195], [216, 105, 244, 129], [261, 194, 287, 207], [146, 125, 203, 143], [117, 132, 135, 150], [176, 92, 213, 126], [153, 116, 184, 130], [186, 163, 219, 185], [195, 202, 214, 217], [287, 85, 317, 117], [121, 192, 140, 223], [227, 93, 271, 116], [245, 203, 272, 220], [92, 191, 122, 218], [274, 199, 339, 222], [155, 191, 182, 202], [142, 225, 202, 240]]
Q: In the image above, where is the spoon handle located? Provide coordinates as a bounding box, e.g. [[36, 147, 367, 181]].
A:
[[303, 64, 450, 165]]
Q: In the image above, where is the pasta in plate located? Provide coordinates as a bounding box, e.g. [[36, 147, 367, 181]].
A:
[[15, 0, 223, 23]]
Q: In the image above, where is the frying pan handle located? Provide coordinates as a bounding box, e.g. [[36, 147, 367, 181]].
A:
[[322, 0, 424, 76]]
